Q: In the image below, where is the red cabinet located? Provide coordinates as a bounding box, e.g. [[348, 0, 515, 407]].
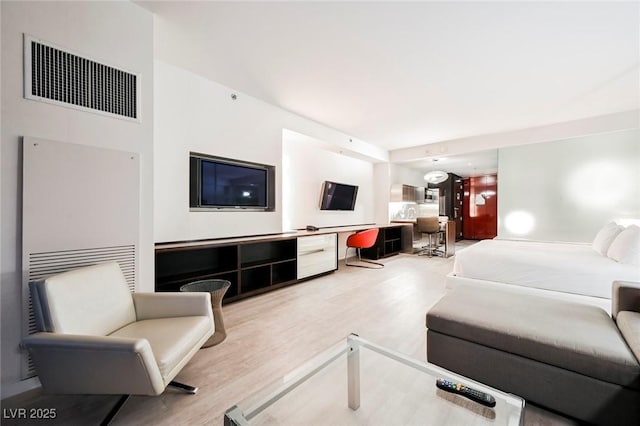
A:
[[462, 175, 497, 240]]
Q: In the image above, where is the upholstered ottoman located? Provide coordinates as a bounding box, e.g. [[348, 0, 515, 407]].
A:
[[426, 283, 640, 425]]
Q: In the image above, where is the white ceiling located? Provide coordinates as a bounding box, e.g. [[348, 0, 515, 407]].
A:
[[411, 149, 498, 178], [140, 1, 639, 173]]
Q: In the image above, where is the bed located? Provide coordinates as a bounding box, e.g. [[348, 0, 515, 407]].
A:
[[446, 238, 640, 312]]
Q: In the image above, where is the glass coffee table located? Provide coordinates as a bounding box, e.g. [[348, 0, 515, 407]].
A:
[[225, 334, 524, 425]]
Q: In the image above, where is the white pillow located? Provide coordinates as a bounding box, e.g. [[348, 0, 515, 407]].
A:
[[592, 222, 624, 255], [607, 225, 640, 265]]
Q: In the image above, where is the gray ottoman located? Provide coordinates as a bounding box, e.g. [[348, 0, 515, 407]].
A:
[[426, 283, 640, 425]]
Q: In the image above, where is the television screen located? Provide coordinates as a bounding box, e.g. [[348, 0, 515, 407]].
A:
[[320, 181, 358, 211], [190, 154, 275, 210], [201, 160, 267, 207]]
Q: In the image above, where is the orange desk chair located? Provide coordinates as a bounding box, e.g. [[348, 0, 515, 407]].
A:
[[345, 228, 384, 268]]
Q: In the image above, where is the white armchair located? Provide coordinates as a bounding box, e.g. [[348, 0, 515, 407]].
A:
[[21, 261, 214, 424]]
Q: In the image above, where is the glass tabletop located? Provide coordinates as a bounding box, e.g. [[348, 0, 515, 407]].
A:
[[180, 279, 230, 293], [225, 334, 524, 425]]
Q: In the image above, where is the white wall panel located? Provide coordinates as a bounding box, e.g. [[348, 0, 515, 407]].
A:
[[498, 129, 640, 242], [23, 138, 140, 252]]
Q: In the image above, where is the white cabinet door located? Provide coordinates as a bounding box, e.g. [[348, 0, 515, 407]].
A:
[[297, 234, 337, 279]]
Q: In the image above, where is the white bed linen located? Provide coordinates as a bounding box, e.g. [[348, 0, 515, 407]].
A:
[[452, 239, 640, 299]]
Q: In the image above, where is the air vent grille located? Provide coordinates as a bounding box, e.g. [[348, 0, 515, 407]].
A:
[[24, 35, 139, 120]]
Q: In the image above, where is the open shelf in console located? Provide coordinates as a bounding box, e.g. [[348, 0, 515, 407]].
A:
[[241, 265, 271, 293], [272, 259, 297, 285], [155, 244, 238, 294], [240, 239, 297, 294], [361, 226, 406, 260], [383, 226, 402, 255], [240, 239, 297, 268]]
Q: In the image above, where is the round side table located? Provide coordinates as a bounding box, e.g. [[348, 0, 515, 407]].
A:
[[180, 279, 231, 348]]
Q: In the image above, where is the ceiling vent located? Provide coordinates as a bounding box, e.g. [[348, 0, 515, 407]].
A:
[[23, 35, 140, 121]]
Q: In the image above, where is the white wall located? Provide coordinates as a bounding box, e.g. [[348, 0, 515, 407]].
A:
[[373, 163, 391, 224], [390, 163, 426, 187], [154, 61, 282, 241], [498, 129, 640, 242], [154, 61, 384, 243], [282, 134, 375, 231], [1, 1, 154, 397]]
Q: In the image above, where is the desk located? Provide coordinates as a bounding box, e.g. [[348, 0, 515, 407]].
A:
[[296, 224, 413, 260], [296, 223, 410, 239]]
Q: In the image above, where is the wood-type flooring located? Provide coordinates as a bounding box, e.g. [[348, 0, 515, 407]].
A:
[[2, 248, 576, 426]]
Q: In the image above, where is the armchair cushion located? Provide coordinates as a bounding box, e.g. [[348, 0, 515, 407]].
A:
[[132, 292, 213, 321], [110, 316, 213, 379], [30, 262, 136, 335]]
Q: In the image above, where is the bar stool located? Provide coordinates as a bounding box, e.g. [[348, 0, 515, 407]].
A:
[[416, 217, 444, 257]]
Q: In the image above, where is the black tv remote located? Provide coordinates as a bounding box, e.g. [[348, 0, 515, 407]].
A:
[[436, 379, 496, 407]]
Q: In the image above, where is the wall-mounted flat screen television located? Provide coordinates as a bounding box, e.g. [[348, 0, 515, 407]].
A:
[[319, 181, 358, 211], [190, 153, 275, 211]]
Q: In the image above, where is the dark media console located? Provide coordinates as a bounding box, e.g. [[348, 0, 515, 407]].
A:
[[155, 233, 338, 303], [154, 225, 411, 303]]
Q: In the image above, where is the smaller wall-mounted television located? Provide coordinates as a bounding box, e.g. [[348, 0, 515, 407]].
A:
[[190, 153, 275, 211], [319, 181, 358, 211]]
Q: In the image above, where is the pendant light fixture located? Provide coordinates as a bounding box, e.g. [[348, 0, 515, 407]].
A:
[[424, 159, 449, 184]]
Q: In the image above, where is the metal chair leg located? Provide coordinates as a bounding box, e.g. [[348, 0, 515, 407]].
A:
[[428, 234, 434, 257], [354, 248, 384, 268], [100, 395, 130, 426], [168, 380, 198, 394], [359, 249, 384, 268], [417, 232, 444, 257], [345, 247, 384, 268], [98, 382, 197, 425]]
